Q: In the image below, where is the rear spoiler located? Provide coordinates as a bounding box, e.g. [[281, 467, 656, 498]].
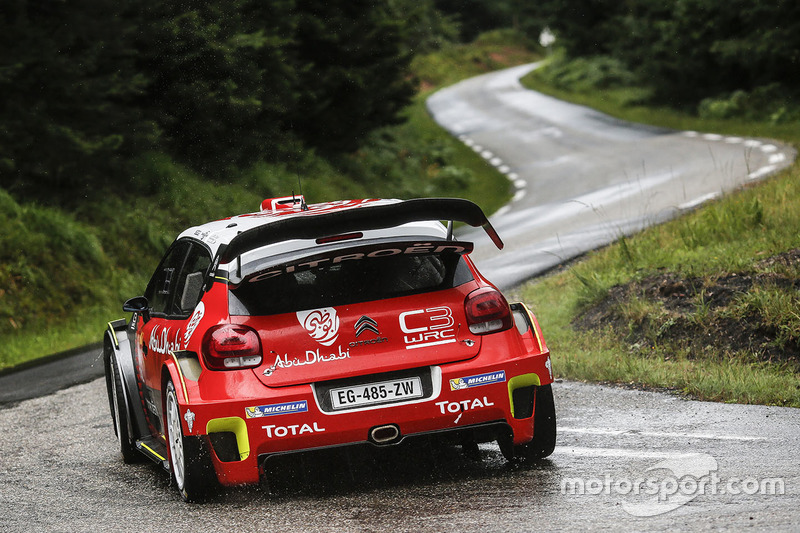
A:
[[218, 198, 503, 264]]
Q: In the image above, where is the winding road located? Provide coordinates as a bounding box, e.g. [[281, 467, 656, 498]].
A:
[[1, 63, 798, 532], [435, 63, 795, 289]]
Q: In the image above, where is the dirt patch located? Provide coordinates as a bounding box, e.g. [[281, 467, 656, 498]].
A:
[[573, 249, 800, 366]]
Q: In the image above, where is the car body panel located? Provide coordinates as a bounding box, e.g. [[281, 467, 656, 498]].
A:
[[103, 197, 554, 492]]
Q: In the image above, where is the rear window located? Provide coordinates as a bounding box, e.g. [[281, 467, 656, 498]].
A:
[[229, 248, 473, 316]]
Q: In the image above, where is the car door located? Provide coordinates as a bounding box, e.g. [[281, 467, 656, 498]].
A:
[[139, 240, 213, 435], [137, 240, 193, 432]]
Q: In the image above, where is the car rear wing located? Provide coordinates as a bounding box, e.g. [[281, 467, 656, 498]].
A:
[[217, 197, 503, 264]]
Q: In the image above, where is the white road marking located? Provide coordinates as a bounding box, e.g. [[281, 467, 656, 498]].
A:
[[552, 446, 708, 459], [761, 144, 778, 153], [494, 205, 511, 217], [679, 192, 719, 210], [748, 165, 777, 181], [559, 427, 770, 441]]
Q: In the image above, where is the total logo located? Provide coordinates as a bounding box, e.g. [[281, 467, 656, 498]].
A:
[[297, 307, 339, 346], [435, 396, 495, 414], [399, 306, 456, 350], [261, 422, 325, 438], [435, 396, 495, 424]]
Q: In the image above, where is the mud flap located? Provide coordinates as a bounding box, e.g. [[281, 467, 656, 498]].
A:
[[105, 320, 149, 442]]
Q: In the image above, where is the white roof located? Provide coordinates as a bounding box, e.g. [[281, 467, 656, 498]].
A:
[[177, 198, 448, 262]]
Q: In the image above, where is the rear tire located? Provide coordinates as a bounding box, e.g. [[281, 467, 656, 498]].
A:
[[107, 353, 139, 463], [499, 384, 557, 462], [165, 380, 217, 502]]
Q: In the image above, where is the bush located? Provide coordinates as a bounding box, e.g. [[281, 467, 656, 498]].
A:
[[698, 84, 800, 124], [540, 52, 638, 92]]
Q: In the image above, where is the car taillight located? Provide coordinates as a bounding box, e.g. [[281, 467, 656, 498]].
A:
[[465, 287, 513, 335], [202, 324, 262, 370]]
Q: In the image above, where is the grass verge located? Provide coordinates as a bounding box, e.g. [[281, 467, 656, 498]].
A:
[[0, 31, 540, 371], [518, 62, 800, 407]]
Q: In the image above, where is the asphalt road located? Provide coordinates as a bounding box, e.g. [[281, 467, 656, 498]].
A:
[[1, 377, 798, 532], [437, 63, 795, 289], [0, 63, 798, 531]]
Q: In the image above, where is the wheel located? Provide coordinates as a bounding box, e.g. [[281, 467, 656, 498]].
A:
[[165, 380, 217, 502], [107, 352, 139, 463], [499, 384, 557, 462]]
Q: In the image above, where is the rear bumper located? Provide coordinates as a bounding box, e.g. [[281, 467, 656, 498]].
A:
[[175, 302, 553, 486], [186, 348, 551, 486]]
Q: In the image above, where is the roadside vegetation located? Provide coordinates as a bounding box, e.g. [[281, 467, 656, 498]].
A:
[[3, 1, 799, 409], [0, 25, 538, 371], [516, 30, 800, 406]]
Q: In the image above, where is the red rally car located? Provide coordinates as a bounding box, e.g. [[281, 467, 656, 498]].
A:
[[103, 196, 556, 501]]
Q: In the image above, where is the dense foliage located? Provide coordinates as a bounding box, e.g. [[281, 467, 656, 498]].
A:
[[0, 25, 534, 368], [0, 0, 435, 199], [4, 0, 795, 203], [521, 0, 800, 116]]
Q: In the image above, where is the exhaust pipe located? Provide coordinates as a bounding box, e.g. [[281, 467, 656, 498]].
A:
[[369, 424, 401, 445]]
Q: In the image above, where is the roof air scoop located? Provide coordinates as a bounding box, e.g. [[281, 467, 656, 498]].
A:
[[261, 195, 306, 212]]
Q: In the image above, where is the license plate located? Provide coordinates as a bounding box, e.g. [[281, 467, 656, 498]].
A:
[[330, 377, 423, 410]]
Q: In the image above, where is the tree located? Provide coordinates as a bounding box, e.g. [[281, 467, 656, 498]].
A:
[[285, 0, 417, 153], [132, 0, 298, 176], [0, 0, 155, 199], [528, 0, 625, 57]]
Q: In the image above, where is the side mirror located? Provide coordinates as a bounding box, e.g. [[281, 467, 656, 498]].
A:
[[123, 296, 151, 323]]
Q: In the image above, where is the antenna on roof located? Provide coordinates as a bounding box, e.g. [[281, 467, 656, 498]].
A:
[[296, 175, 308, 211]]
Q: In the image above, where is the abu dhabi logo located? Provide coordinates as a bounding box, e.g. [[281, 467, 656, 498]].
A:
[[297, 307, 339, 346], [355, 316, 380, 338]]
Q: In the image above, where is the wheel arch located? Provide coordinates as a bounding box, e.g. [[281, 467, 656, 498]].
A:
[[161, 353, 190, 407], [104, 319, 148, 441]]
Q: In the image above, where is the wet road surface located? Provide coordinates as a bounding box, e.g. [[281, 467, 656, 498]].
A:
[[0, 377, 797, 532], [1, 64, 798, 531], [436, 63, 796, 289]]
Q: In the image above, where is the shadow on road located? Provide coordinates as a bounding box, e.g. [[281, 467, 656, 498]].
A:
[[202, 439, 561, 503]]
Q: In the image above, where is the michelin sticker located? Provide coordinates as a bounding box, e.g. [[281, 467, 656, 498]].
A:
[[450, 370, 506, 391], [245, 400, 308, 419]]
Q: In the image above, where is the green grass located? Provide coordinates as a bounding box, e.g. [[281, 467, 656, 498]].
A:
[[0, 32, 540, 371], [413, 29, 540, 93], [521, 62, 800, 146], [518, 60, 800, 407]]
